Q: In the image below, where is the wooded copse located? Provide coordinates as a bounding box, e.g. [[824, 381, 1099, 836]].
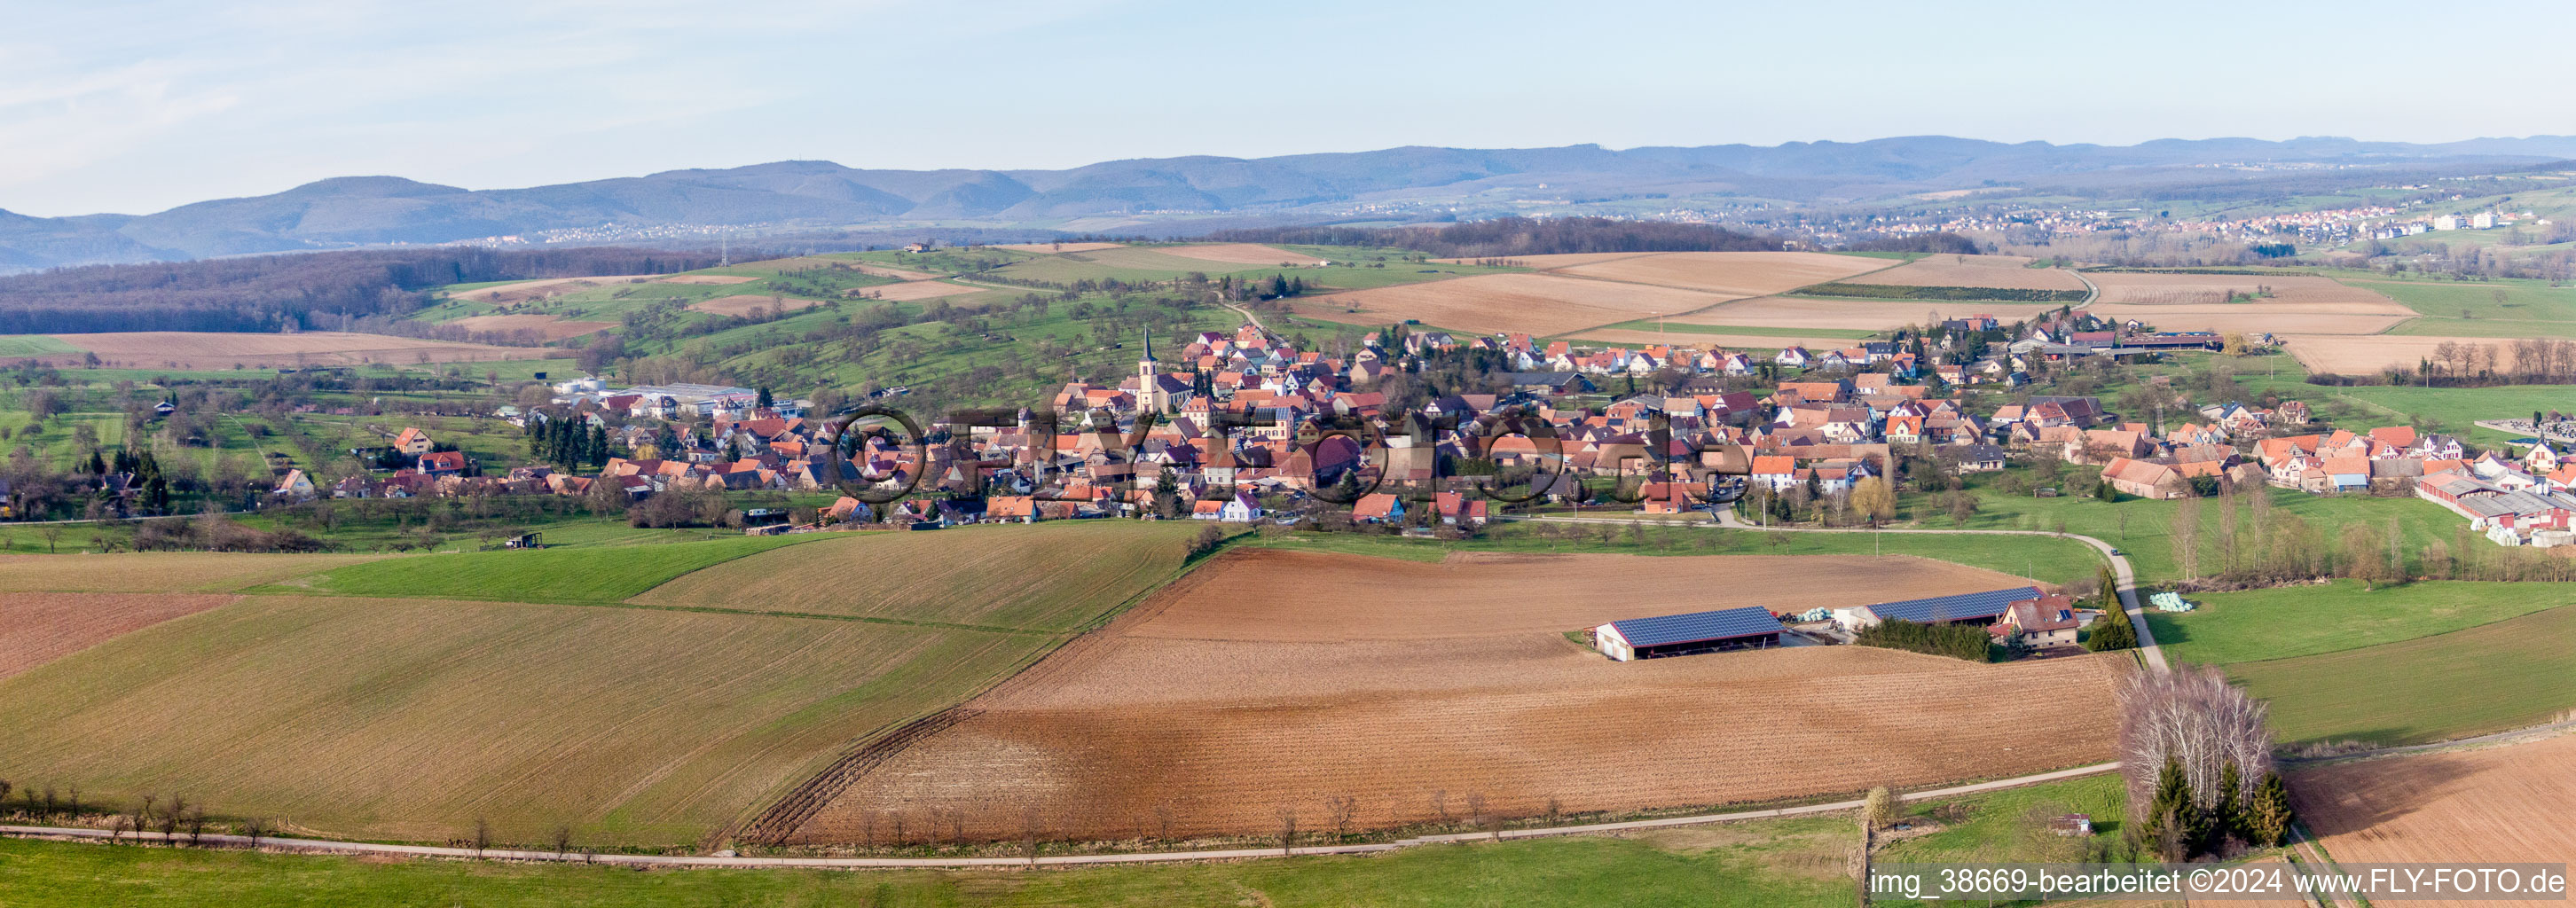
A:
[[0, 247, 726, 334], [2117, 666, 2295, 860]]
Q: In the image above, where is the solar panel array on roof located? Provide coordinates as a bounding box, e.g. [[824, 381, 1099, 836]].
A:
[[1864, 586, 2038, 624], [1608, 606, 1787, 648]]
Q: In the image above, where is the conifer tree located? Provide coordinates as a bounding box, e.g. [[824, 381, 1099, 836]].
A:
[[2211, 761, 2245, 850], [2245, 771, 2294, 848], [2135, 757, 2201, 861]]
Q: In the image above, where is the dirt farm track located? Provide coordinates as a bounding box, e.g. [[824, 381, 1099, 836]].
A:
[[788, 548, 2127, 843]]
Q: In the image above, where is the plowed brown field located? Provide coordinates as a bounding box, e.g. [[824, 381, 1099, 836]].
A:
[[445, 314, 615, 340], [2295, 732, 2576, 905], [0, 592, 236, 679], [1860, 256, 2087, 291], [789, 549, 2124, 843], [20, 332, 558, 370], [1300, 273, 1735, 336]]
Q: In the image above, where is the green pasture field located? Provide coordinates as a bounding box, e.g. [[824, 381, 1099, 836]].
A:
[[1952, 478, 2460, 586], [1250, 520, 2107, 590], [2227, 602, 2576, 745], [2148, 580, 2576, 665], [0, 334, 83, 356], [0, 826, 1857, 908], [2353, 277, 2576, 339], [273, 534, 820, 603]]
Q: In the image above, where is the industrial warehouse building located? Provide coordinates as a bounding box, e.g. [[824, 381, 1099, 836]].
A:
[[1594, 606, 1787, 661], [1827, 586, 2039, 630]]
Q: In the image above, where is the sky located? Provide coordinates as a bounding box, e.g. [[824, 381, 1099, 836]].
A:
[[6, 0, 2573, 216]]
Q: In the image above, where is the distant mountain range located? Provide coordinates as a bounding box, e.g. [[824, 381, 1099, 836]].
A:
[[7, 135, 2574, 272]]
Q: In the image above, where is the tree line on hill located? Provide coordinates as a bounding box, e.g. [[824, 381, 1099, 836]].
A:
[[1206, 216, 1781, 257], [0, 247, 726, 334]]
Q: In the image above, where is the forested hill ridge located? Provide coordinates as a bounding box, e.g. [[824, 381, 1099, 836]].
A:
[[6, 135, 2575, 272], [0, 247, 722, 334]]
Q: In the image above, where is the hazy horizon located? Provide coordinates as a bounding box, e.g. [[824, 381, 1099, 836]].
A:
[[8, 0, 2573, 216]]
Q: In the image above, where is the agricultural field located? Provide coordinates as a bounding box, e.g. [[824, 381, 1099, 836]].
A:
[[0, 592, 239, 679], [2089, 301, 2415, 337], [789, 548, 2126, 842], [2295, 732, 2576, 885], [1947, 480, 2462, 587], [2149, 581, 2576, 665], [2082, 272, 2391, 307], [1535, 251, 1889, 296], [2355, 276, 2576, 339], [630, 521, 1207, 630], [281, 535, 821, 603], [441, 313, 616, 340], [0, 521, 1210, 845], [685, 294, 826, 317], [1669, 296, 2059, 332], [0, 552, 388, 593], [1127, 242, 1326, 266], [0, 594, 1061, 844], [0, 334, 83, 356], [444, 275, 661, 304], [1, 332, 562, 371], [2226, 604, 2576, 745], [2275, 333, 2520, 374], [1853, 254, 2088, 292], [1298, 272, 1734, 336]]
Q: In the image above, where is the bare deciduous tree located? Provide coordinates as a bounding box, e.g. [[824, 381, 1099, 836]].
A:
[[551, 825, 574, 857], [1275, 806, 1297, 855], [472, 817, 492, 857], [1324, 794, 1358, 841], [2117, 665, 2272, 822]]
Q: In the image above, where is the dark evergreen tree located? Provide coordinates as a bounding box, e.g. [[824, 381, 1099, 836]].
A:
[[757, 387, 774, 411], [2135, 757, 2201, 861], [2246, 771, 2294, 848], [588, 426, 610, 470], [2211, 761, 2245, 851]]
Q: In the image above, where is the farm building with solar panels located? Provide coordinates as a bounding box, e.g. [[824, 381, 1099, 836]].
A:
[[1593, 606, 1787, 661], [1826, 586, 2039, 630]]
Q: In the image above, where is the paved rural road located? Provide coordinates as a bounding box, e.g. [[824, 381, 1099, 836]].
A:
[[1531, 511, 2169, 671], [0, 763, 2120, 869]]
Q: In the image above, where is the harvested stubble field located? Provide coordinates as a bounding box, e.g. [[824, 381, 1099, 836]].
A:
[[444, 313, 616, 340], [989, 242, 1125, 254], [2277, 333, 2518, 374], [1673, 296, 2060, 332], [447, 275, 659, 303], [789, 549, 2124, 843], [0, 552, 385, 593], [1300, 273, 1733, 336], [1846, 255, 2087, 291], [855, 280, 982, 302], [2085, 301, 2415, 336], [1538, 251, 1889, 296], [629, 522, 1206, 630], [0, 592, 238, 679], [2083, 272, 2395, 306], [15, 332, 560, 370], [0, 594, 1056, 844], [687, 294, 828, 317], [2296, 732, 2576, 904]]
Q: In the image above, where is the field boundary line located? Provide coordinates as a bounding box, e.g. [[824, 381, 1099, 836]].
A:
[[0, 763, 2119, 869]]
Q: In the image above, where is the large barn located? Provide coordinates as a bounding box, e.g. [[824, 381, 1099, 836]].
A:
[[1828, 585, 2038, 630], [1594, 606, 1787, 661]]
